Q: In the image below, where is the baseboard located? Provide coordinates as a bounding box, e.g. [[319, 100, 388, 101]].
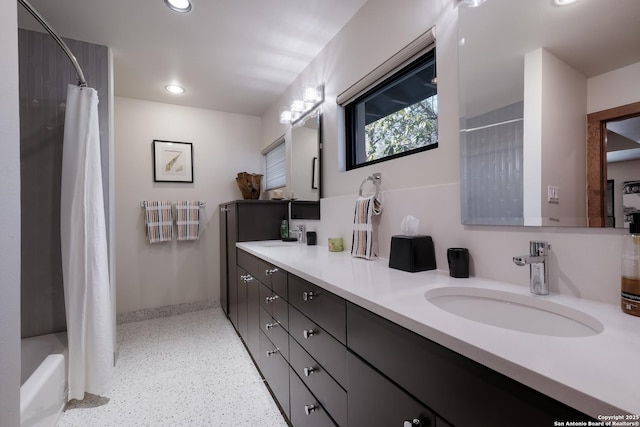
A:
[[116, 300, 218, 324]]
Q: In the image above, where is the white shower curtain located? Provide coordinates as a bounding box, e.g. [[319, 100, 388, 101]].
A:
[[60, 84, 113, 400]]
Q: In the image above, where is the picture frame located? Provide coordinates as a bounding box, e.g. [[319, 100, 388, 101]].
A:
[[153, 140, 194, 183]]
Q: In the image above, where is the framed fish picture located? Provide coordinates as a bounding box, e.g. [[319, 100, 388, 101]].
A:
[[153, 140, 194, 183]]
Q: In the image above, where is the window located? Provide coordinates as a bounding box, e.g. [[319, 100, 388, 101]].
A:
[[263, 138, 286, 190], [338, 28, 437, 170]]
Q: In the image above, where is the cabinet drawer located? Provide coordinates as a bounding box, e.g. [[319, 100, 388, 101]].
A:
[[271, 268, 288, 299], [290, 338, 347, 427], [259, 281, 272, 312], [260, 306, 289, 362], [289, 274, 346, 344], [289, 367, 337, 427], [237, 250, 260, 280], [259, 330, 290, 418], [347, 351, 435, 427], [289, 306, 346, 388], [259, 283, 288, 330], [346, 302, 590, 427], [258, 258, 288, 298]]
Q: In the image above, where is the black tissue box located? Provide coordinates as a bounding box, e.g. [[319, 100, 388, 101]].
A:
[[389, 235, 436, 273]]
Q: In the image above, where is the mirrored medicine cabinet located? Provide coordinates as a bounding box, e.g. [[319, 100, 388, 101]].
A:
[[289, 112, 321, 220], [458, 0, 640, 228]]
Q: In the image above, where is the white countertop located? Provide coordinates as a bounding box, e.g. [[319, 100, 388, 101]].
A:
[[238, 240, 640, 418]]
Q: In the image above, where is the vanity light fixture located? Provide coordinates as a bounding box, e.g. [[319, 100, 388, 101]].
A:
[[279, 85, 325, 125], [164, 0, 192, 13], [279, 107, 292, 124], [165, 84, 185, 94], [554, 0, 578, 5]]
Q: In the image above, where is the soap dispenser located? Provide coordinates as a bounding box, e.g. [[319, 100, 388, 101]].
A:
[[621, 212, 640, 317], [280, 217, 289, 239]]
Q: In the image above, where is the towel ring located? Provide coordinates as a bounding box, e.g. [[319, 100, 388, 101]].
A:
[[358, 173, 381, 200]]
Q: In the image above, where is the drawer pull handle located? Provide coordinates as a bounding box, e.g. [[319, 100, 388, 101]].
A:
[[240, 274, 254, 283], [265, 295, 279, 304], [303, 329, 316, 339], [403, 419, 422, 427], [266, 348, 280, 357], [303, 366, 316, 376], [302, 291, 316, 301], [304, 404, 318, 415], [265, 322, 278, 330], [265, 268, 279, 276]]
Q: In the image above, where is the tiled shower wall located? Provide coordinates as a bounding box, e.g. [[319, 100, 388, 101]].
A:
[[19, 29, 110, 338], [460, 101, 524, 226]]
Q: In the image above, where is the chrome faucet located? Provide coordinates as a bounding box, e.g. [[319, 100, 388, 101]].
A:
[[513, 241, 550, 295], [296, 224, 306, 243]]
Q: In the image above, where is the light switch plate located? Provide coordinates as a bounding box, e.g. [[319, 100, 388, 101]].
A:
[[547, 186, 559, 203]]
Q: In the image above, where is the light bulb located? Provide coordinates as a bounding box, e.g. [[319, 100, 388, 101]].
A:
[[291, 99, 304, 113], [279, 109, 292, 124], [303, 87, 319, 103]]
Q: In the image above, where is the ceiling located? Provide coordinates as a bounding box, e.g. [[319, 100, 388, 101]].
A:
[[459, 0, 640, 117], [17, 0, 368, 116]]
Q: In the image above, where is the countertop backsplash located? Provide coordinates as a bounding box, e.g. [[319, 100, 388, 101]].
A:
[[304, 182, 623, 306]]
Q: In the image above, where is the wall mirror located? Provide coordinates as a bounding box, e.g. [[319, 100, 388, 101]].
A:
[[458, 0, 640, 227], [290, 112, 321, 220]]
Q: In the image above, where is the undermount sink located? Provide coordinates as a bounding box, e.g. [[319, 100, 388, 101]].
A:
[[425, 287, 604, 337]]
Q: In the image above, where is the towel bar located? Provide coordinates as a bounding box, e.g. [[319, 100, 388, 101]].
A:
[[358, 173, 381, 199], [140, 201, 206, 208]]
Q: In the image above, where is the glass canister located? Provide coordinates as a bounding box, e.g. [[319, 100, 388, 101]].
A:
[[621, 212, 640, 316]]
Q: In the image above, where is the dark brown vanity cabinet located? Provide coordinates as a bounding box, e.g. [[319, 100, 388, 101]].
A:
[[289, 367, 338, 427], [347, 351, 435, 427], [219, 200, 288, 318], [288, 274, 348, 426], [346, 302, 591, 427], [230, 249, 591, 427], [259, 329, 290, 418]]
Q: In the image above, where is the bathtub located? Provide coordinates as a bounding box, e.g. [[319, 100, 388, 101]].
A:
[[20, 332, 68, 427]]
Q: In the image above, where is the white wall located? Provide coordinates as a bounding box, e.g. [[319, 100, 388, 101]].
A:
[[317, 184, 622, 305], [539, 49, 587, 226], [290, 126, 318, 201], [262, 0, 460, 197], [114, 97, 262, 314], [0, 0, 22, 423], [262, 0, 629, 306], [588, 61, 640, 114], [523, 49, 543, 225]]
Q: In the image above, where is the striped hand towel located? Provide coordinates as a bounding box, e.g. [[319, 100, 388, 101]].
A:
[[176, 201, 201, 241], [351, 195, 382, 260], [144, 201, 173, 244]]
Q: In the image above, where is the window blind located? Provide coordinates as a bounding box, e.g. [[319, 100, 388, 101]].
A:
[[264, 139, 286, 190], [336, 26, 436, 106]]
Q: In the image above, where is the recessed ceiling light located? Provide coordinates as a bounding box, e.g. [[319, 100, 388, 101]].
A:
[[164, 0, 192, 13], [554, 0, 578, 5], [165, 84, 185, 94]]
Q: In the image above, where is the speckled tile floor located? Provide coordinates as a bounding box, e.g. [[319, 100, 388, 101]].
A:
[[59, 307, 289, 427]]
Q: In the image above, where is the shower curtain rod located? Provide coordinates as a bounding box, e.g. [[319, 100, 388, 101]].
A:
[[18, 0, 87, 87]]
